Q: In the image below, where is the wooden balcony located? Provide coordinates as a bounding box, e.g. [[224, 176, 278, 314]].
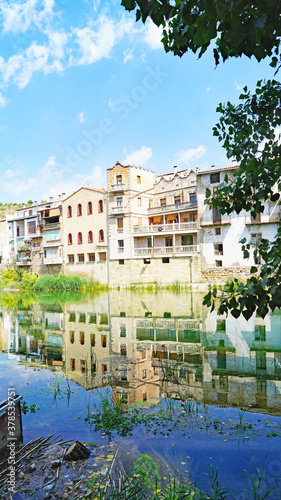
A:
[[148, 200, 197, 215]]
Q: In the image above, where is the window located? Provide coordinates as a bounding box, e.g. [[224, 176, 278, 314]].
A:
[[78, 232, 83, 244], [174, 196, 181, 206], [256, 351, 266, 370], [116, 174, 122, 185], [137, 175, 141, 184], [67, 205, 72, 218], [215, 260, 222, 267], [80, 360, 86, 373], [165, 237, 172, 247], [255, 325, 266, 341], [120, 312, 126, 317], [46, 230, 60, 241], [102, 364, 107, 373], [69, 312, 75, 322], [78, 254, 85, 263], [79, 313, 86, 323], [70, 359, 75, 371], [88, 253, 95, 262], [80, 332, 85, 345], [190, 194, 197, 205], [68, 233, 72, 245], [70, 331, 75, 344], [89, 314, 96, 324], [120, 345, 127, 356], [99, 252, 106, 261], [214, 243, 223, 255], [251, 233, 262, 246], [77, 204, 82, 216], [101, 335, 107, 348], [98, 200, 103, 213], [142, 369, 147, 379], [119, 259, 125, 265], [87, 202, 92, 215], [90, 334, 95, 346], [144, 258, 150, 264], [120, 325, 126, 338], [68, 254, 74, 263], [160, 198, 166, 206], [162, 257, 170, 263], [27, 221, 36, 234], [116, 197, 123, 207], [215, 227, 221, 235], [138, 197, 142, 206], [164, 312, 171, 318], [217, 319, 226, 333], [100, 314, 108, 325], [117, 218, 123, 231], [210, 172, 220, 184], [149, 200, 153, 208], [147, 237, 152, 248], [118, 240, 124, 252], [99, 230, 104, 242], [88, 231, 93, 243], [213, 208, 221, 223]]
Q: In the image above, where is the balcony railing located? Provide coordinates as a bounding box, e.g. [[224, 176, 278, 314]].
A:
[[44, 256, 63, 265], [111, 206, 125, 215], [200, 216, 231, 226], [134, 245, 198, 256], [111, 183, 125, 192], [40, 222, 61, 231], [245, 213, 280, 224], [148, 201, 197, 215], [133, 222, 197, 233]]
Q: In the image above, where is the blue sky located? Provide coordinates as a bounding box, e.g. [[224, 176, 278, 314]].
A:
[[0, 0, 276, 203]]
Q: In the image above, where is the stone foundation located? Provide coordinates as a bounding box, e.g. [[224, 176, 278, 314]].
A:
[[201, 266, 252, 284], [109, 255, 201, 286]]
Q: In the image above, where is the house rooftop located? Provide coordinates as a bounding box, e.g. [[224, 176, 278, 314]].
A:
[[196, 165, 238, 175]]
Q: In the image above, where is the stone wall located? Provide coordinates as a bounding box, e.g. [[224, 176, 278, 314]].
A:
[[109, 255, 201, 286], [201, 266, 252, 284]]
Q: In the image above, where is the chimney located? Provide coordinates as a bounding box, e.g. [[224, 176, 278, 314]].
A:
[[232, 159, 236, 166], [173, 166, 177, 174], [211, 165, 215, 169], [196, 166, 200, 172]]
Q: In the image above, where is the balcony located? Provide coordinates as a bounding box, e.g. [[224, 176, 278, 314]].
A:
[[148, 201, 197, 215], [39, 222, 61, 232], [111, 183, 125, 192], [200, 216, 231, 226], [111, 206, 125, 215], [44, 256, 63, 265], [134, 245, 199, 257], [133, 222, 197, 234], [245, 212, 280, 225]]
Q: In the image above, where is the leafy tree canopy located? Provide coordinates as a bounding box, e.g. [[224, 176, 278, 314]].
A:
[[121, 0, 281, 318], [121, 0, 281, 66]]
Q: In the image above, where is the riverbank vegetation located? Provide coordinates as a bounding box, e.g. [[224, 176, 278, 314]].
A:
[[0, 268, 107, 293]]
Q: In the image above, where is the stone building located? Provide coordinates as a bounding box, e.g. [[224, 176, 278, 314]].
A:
[[107, 162, 201, 285], [62, 187, 108, 283], [197, 163, 281, 282]]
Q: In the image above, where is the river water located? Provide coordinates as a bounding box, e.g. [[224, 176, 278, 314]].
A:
[[0, 289, 281, 496]]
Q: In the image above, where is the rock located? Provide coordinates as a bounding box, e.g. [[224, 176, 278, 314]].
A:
[[64, 441, 91, 461]]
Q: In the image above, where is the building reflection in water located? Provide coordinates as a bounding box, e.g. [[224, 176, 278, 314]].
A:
[[0, 291, 281, 413]]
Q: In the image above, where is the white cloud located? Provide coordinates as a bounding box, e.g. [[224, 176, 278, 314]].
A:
[[123, 146, 152, 166], [0, 125, 7, 131], [123, 49, 134, 63], [206, 87, 211, 93], [174, 145, 207, 165], [77, 111, 85, 124], [0, 92, 8, 107], [142, 19, 163, 50], [235, 82, 243, 91], [0, 0, 55, 34]]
